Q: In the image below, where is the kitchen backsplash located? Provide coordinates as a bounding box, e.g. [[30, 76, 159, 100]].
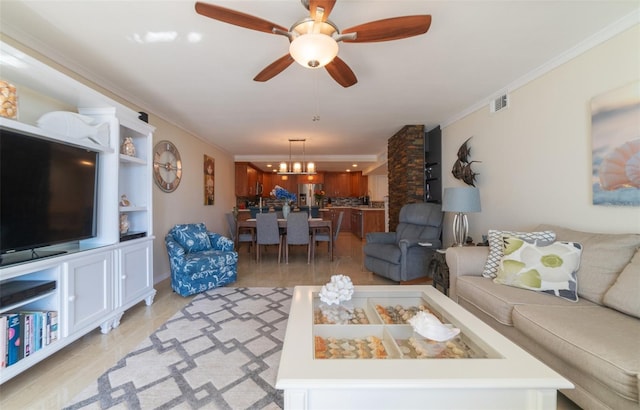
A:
[[237, 197, 385, 208]]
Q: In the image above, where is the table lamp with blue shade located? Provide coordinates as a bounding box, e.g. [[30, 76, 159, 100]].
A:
[[442, 187, 481, 246]]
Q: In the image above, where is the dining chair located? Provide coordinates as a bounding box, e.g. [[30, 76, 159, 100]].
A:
[[285, 211, 311, 264], [255, 212, 282, 263], [314, 211, 343, 259], [225, 212, 254, 253]]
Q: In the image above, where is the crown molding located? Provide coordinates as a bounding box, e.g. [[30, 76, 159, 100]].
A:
[[442, 9, 640, 129]]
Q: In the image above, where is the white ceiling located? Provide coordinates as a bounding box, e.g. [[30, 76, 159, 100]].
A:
[[1, 0, 638, 174]]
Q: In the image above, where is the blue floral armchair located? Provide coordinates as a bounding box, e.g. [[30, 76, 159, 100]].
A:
[[165, 223, 238, 296]]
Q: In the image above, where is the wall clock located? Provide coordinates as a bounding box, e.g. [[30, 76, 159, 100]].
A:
[[153, 140, 183, 192]]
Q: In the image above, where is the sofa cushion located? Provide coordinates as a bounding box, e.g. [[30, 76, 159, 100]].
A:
[[482, 230, 556, 278], [536, 224, 640, 304], [603, 249, 640, 318], [513, 304, 640, 403], [171, 223, 213, 253], [494, 237, 582, 301], [456, 276, 594, 326]]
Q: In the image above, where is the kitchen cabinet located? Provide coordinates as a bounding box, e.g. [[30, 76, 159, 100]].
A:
[[324, 172, 351, 197], [261, 172, 273, 197], [351, 208, 385, 240], [351, 209, 363, 238], [297, 172, 324, 184], [351, 172, 368, 197], [270, 173, 297, 193], [235, 162, 260, 197], [262, 173, 297, 197], [321, 207, 349, 234], [363, 209, 385, 238]]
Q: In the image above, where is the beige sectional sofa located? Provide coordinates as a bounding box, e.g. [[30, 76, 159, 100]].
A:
[[446, 224, 640, 410]]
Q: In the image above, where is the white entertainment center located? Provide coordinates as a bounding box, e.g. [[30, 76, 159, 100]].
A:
[[0, 41, 156, 384]]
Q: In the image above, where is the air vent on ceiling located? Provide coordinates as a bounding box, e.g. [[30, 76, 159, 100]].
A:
[[490, 93, 509, 113]]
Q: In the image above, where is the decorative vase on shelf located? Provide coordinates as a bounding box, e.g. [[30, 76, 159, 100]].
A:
[[120, 213, 130, 235], [282, 202, 290, 219], [120, 137, 136, 157]]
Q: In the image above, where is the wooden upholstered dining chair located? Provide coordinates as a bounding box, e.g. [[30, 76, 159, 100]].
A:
[[314, 211, 343, 259], [285, 211, 311, 264], [225, 212, 254, 253], [255, 212, 282, 262]]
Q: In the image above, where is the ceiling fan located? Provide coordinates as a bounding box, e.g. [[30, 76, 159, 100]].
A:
[[194, 0, 432, 88]]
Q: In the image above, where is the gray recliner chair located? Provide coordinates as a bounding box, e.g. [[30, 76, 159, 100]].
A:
[[363, 203, 443, 283]]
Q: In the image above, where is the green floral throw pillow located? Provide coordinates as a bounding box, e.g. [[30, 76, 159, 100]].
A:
[[494, 236, 582, 301], [482, 230, 556, 278]]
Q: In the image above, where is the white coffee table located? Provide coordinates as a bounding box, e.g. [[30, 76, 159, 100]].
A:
[[276, 285, 572, 410]]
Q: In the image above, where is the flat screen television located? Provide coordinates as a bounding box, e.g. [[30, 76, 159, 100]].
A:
[[0, 127, 99, 264]]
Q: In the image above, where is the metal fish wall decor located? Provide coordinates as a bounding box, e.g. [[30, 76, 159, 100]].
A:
[[452, 137, 480, 186]]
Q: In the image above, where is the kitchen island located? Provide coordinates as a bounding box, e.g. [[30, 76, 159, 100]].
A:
[[320, 207, 385, 239]]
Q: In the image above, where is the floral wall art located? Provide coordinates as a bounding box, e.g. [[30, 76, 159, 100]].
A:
[[204, 155, 215, 205], [591, 81, 640, 206]]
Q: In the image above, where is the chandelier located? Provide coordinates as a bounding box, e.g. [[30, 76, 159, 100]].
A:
[[278, 138, 316, 175]]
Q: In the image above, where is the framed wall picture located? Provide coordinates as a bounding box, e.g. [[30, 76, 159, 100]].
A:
[[204, 155, 215, 205], [591, 81, 640, 206]]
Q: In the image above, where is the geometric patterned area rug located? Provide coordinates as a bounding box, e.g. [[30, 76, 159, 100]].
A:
[[63, 287, 292, 410]]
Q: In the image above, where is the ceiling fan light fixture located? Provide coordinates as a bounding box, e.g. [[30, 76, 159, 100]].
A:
[[289, 33, 338, 69]]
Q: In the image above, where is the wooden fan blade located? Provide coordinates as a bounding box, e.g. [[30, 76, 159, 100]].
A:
[[342, 15, 431, 43], [254, 54, 295, 82], [325, 57, 357, 88], [309, 0, 336, 22], [195, 2, 287, 34]]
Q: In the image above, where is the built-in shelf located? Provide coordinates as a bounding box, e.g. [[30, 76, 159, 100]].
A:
[[0, 40, 156, 384], [119, 154, 146, 165], [424, 126, 442, 203], [119, 206, 148, 212]]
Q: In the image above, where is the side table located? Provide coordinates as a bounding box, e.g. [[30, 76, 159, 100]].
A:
[[428, 249, 449, 295]]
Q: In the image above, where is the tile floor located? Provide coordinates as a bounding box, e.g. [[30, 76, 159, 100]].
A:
[[0, 233, 580, 409]]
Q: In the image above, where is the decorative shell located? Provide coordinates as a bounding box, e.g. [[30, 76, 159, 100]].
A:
[[407, 311, 460, 342], [599, 139, 640, 190]]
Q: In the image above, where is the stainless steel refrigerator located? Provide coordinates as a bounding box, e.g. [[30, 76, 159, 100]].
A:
[[298, 183, 323, 207]]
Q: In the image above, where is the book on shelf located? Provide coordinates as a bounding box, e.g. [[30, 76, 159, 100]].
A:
[[48, 311, 58, 344], [0, 315, 6, 368], [6, 313, 21, 366], [1, 310, 58, 367]]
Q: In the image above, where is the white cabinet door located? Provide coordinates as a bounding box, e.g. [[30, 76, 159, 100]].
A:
[[117, 241, 153, 308], [64, 251, 113, 337]]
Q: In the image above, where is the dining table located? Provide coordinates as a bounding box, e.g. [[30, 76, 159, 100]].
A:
[[236, 216, 333, 261]]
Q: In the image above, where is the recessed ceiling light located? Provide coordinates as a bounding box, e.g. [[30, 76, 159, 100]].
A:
[[187, 32, 202, 43], [352, 164, 358, 167], [131, 31, 177, 44], [266, 164, 272, 168], [346, 169, 351, 172]]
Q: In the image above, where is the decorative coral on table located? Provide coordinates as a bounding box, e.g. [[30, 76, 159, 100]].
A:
[[319, 274, 354, 305]]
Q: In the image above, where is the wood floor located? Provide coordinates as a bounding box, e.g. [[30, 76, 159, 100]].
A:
[[0, 233, 580, 409]]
